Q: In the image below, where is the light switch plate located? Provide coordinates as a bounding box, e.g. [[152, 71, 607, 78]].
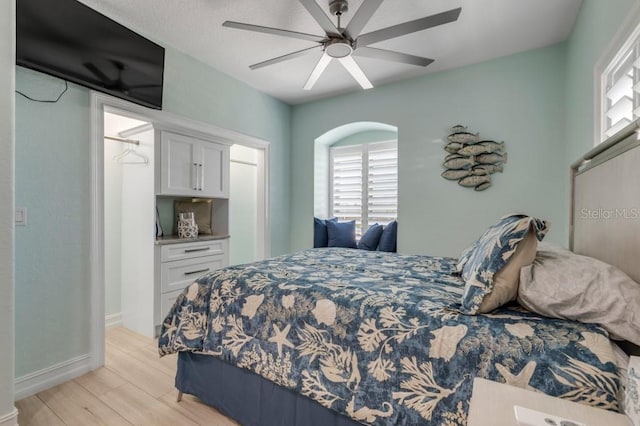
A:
[[15, 207, 26, 226]]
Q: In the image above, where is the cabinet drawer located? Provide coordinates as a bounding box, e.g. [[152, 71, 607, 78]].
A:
[[160, 255, 224, 293], [160, 239, 228, 262], [160, 289, 185, 321]]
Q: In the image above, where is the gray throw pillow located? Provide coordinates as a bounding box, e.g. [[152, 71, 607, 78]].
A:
[[518, 244, 640, 346]]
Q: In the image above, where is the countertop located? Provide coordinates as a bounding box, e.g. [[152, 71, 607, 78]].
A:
[[155, 234, 230, 245]]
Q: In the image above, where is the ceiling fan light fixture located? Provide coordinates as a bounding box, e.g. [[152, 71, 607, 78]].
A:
[[325, 39, 353, 58]]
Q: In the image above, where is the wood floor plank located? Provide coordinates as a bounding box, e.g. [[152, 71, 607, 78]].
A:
[[38, 380, 131, 426], [15, 395, 65, 426], [74, 367, 127, 398], [16, 327, 240, 425], [100, 383, 198, 426], [118, 342, 177, 377], [104, 327, 150, 354], [105, 342, 174, 398], [159, 391, 239, 426]]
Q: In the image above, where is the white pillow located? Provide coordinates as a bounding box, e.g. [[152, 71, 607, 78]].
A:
[[518, 244, 640, 345]]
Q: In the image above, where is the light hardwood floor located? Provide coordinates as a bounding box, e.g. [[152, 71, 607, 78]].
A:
[[16, 327, 239, 426]]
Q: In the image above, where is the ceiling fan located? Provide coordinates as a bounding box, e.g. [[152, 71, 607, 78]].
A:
[[84, 60, 161, 94], [223, 0, 461, 90]]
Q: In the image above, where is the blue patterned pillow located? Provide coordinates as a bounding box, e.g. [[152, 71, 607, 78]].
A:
[[456, 239, 479, 273], [460, 214, 549, 314]]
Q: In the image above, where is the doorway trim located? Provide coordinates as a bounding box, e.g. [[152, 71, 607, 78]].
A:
[[89, 92, 271, 369]]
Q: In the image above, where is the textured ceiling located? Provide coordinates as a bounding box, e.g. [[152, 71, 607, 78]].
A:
[[79, 0, 582, 105]]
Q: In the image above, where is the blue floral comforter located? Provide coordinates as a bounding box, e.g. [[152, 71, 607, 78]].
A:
[[158, 248, 621, 425]]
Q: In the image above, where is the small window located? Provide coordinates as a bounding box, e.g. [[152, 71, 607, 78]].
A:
[[599, 21, 640, 143], [330, 141, 397, 237]]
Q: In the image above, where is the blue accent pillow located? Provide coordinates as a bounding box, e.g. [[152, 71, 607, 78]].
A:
[[327, 220, 357, 249], [358, 223, 384, 251], [460, 214, 549, 314], [377, 220, 397, 252], [313, 217, 336, 248]]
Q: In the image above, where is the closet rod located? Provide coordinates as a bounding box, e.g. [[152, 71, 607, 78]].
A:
[[104, 135, 140, 146]]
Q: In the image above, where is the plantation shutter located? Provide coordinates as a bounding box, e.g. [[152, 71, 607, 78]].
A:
[[603, 40, 640, 141], [330, 145, 363, 235], [367, 141, 398, 228], [330, 141, 397, 238]]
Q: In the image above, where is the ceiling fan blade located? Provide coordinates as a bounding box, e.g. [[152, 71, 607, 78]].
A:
[[222, 21, 325, 43], [304, 53, 332, 90], [84, 62, 111, 84], [357, 7, 462, 47], [338, 56, 373, 89], [343, 0, 383, 41], [250, 45, 322, 70], [298, 0, 340, 37], [354, 46, 434, 67]]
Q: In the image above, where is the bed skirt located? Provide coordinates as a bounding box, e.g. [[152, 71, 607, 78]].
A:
[[176, 352, 361, 426]]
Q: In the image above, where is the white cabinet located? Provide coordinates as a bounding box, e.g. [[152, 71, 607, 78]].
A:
[[159, 131, 230, 198], [155, 238, 229, 326]]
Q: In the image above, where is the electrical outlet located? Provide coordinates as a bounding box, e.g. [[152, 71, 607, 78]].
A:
[[514, 406, 586, 426], [15, 207, 26, 226]]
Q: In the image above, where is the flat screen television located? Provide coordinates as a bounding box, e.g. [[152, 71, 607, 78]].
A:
[[17, 0, 165, 109]]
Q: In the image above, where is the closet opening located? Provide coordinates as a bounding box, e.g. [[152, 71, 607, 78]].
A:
[[103, 111, 155, 338]]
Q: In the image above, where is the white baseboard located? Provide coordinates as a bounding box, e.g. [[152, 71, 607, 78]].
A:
[[105, 312, 122, 329], [0, 408, 18, 426], [14, 353, 91, 400]]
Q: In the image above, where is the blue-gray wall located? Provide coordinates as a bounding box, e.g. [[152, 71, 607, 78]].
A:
[[564, 0, 636, 166], [1, 0, 16, 419], [15, 47, 291, 377], [292, 44, 568, 256]]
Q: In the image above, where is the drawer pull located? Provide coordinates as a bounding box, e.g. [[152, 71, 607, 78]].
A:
[[184, 247, 210, 253], [184, 268, 210, 276]]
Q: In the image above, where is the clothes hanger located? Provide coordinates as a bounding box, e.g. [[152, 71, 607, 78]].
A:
[[117, 148, 149, 164]]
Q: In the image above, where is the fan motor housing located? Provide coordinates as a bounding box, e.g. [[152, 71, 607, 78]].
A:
[[329, 0, 348, 16], [325, 38, 353, 58]]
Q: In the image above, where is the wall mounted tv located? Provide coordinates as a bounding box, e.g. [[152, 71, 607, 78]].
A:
[[17, 0, 165, 110]]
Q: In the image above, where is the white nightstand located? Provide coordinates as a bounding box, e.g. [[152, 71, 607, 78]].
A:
[[468, 378, 630, 426]]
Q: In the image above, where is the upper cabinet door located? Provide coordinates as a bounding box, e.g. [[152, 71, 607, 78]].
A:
[[200, 141, 229, 198], [159, 131, 230, 198], [160, 132, 199, 196]]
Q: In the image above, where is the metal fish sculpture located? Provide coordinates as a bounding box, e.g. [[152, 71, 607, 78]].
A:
[[445, 153, 466, 161], [478, 140, 504, 152], [476, 152, 508, 165], [475, 182, 492, 191], [450, 124, 467, 133], [458, 174, 491, 188], [458, 140, 505, 156], [472, 164, 504, 174], [444, 142, 463, 153], [448, 132, 480, 144], [441, 169, 471, 180], [443, 156, 476, 170], [470, 167, 489, 176]]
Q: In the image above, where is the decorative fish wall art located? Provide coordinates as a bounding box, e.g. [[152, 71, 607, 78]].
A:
[[441, 125, 507, 191]]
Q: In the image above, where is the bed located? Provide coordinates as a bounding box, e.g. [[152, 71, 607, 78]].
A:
[[158, 122, 640, 425]]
